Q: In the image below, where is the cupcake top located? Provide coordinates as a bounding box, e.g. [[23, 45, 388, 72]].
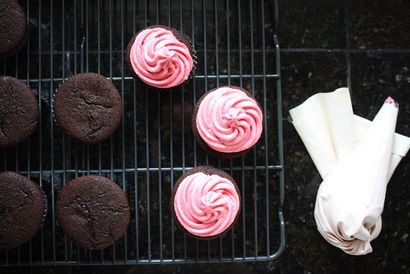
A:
[[56, 175, 130, 250], [128, 26, 194, 88], [54, 73, 122, 144], [173, 167, 240, 238], [195, 86, 263, 153], [0, 76, 38, 148], [0, 172, 46, 251], [0, 0, 27, 56]]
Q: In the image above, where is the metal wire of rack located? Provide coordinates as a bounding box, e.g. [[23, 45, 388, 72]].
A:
[[0, 0, 284, 266]]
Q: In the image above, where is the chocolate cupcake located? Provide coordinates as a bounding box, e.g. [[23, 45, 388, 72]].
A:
[[170, 166, 241, 239], [56, 175, 130, 250], [0, 172, 46, 251], [0, 76, 38, 148], [53, 73, 122, 144], [0, 0, 27, 57], [192, 86, 264, 158], [126, 25, 195, 89]]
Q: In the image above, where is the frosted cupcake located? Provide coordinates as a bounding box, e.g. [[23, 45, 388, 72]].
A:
[[126, 25, 194, 89], [171, 166, 241, 239], [192, 86, 264, 158]]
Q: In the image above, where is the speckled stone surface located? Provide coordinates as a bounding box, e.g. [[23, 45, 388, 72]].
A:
[[277, 0, 410, 272], [349, 0, 410, 49], [279, 0, 346, 48], [279, 52, 410, 273]]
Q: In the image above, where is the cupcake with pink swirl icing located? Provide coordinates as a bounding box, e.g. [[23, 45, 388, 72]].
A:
[[171, 166, 241, 239], [192, 86, 264, 158], [126, 25, 194, 89]]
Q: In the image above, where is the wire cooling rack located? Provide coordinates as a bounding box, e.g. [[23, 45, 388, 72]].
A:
[[0, 0, 284, 266]]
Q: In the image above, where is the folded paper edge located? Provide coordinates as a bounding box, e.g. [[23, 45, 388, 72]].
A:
[[289, 87, 349, 121], [288, 87, 410, 158], [353, 115, 410, 157]]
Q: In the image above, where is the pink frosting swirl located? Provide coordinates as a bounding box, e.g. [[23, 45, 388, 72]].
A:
[[173, 171, 240, 238], [196, 86, 263, 153], [129, 27, 193, 88]]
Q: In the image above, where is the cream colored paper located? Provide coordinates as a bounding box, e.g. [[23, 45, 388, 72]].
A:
[[289, 88, 410, 255]]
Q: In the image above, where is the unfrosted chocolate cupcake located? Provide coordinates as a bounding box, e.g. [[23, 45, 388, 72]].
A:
[[126, 25, 195, 89], [170, 166, 241, 239], [0, 76, 38, 148], [56, 175, 130, 250], [53, 73, 122, 144], [0, 172, 46, 251], [192, 86, 264, 159], [0, 0, 27, 57]]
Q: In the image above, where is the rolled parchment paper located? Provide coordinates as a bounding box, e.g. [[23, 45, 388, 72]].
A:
[[289, 88, 410, 180], [289, 88, 410, 255]]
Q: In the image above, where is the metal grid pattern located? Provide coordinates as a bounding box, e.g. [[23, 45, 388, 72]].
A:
[[0, 0, 284, 266]]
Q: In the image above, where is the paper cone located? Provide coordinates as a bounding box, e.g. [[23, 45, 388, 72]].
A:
[[289, 88, 355, 178], [353, 115, 410, 180], [289, 88, 410, 255], [315, 99, 398, 255], [289, 88, 410, 180]]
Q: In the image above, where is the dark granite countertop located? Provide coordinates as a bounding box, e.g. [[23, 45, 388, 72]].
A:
[[279, 0, 409, 273], [1, 0, 409, 273]]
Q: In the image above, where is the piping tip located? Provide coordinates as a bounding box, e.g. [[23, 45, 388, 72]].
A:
[[385, 96, 395, 104], [385, 96, 399, 108]]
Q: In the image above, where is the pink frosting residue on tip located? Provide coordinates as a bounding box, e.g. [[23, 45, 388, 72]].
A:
[[385, 96, 395, 104], [129, 27, 193, 88], [196, 86, 263, 153], [173, 172, 240, 237]]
